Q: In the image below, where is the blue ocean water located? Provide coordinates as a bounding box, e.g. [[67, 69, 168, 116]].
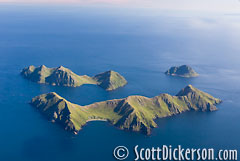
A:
[[0, 4, 240, 161]]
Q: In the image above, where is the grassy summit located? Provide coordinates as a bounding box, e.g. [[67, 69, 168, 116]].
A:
[[93, 70, 127, 91], [21, 65, 127, 91], [165, 65, 199, 77], [30, 85, 221, 135]]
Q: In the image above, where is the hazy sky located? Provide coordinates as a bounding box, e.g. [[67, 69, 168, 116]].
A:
[[1, 0, 240, 12]]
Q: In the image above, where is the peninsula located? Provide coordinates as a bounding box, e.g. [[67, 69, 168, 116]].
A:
[[30, 85, 221, 135], [165, 65, 199, 77], [21, 65, 127, 91]]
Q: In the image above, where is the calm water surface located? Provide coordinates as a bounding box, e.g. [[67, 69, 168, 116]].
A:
[[0, 5, 240, 161]]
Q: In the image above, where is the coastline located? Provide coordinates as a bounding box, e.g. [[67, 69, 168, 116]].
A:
[[86, 119, 108, 123]]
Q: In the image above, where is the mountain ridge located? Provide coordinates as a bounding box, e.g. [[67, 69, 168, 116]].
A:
[[30, 85, 221, 135], [21, 65, 127, 91]]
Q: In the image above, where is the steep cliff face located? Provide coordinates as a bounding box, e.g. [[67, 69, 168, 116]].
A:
[[21, 65, 127, 90], [165, 65, 199, 77], [44, 66, 96, 87], [30, 85, 221, 135], [176, 85, 221, 111], [113, 96, 158, 135], [31, 92, 89, 133], [21, 65, 53, 83]]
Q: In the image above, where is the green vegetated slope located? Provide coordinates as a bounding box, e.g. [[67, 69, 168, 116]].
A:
[[93, 70, 127, 91], [165, 65, 199, 77], [30, 85, 221, 135], [21, 65, 127, 91]]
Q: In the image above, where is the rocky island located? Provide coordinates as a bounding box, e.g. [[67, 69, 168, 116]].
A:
[[30, 85, 221, 135], [21, 65, 127, 91], [165, 65, 199, 77]]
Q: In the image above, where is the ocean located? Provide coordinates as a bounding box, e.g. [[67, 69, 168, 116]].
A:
[[0, 4, 239, 161]]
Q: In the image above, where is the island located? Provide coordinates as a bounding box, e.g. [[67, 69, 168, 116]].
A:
[[21, 65, 127, 91], [165, 65, 199, 77], [30, 85, 221, 135]]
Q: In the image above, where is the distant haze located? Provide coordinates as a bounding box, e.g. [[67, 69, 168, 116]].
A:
[[1, 0, 240, 12]]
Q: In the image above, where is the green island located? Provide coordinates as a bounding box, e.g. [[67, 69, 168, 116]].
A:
[[165, 65, 199, 77], [30, 85, 221, 135], [21, 65, 127, 91]]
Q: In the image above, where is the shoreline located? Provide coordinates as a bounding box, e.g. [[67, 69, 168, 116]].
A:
[[86, 119, 107, 123]]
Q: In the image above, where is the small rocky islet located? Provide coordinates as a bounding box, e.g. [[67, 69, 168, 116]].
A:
[[30, 85, 221, 135], [21, 65, 127, 91], [165, 65, 199, 78]]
